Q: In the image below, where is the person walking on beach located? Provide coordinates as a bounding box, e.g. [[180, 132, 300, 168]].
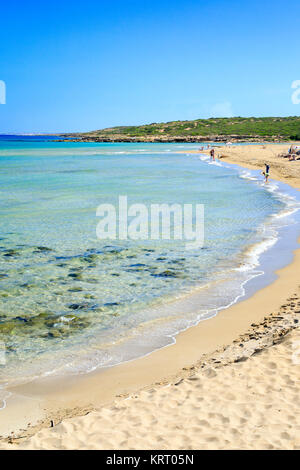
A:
[[263, 163, 270, 183]]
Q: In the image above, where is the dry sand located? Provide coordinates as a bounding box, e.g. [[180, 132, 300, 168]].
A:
[[0, 144, 299, 450], [2, 302, 300, 450]]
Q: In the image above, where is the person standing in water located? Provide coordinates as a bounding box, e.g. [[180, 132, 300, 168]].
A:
[[263, 163, 270, 183], [210, 148, 215, 161]]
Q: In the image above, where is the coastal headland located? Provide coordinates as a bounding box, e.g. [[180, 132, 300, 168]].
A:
[[58, 116, 300, 144]]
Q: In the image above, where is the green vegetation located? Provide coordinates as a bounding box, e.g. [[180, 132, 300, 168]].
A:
[[76, 116, 300, 140]]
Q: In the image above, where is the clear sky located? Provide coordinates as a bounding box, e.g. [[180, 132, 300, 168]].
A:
[[0, 0, 299, 133]]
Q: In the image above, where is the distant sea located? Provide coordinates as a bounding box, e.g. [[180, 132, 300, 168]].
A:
[[0, 134, 63, 141], [0, 137, 299, 399]]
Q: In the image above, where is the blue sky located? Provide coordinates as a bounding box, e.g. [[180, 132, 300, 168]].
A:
[[0, 0, 299, 133]]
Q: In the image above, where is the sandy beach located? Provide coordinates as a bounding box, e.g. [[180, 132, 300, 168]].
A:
[[203, 143, 300, 189], [0, 144, 300, 450]]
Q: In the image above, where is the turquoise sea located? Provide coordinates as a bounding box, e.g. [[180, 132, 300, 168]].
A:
[[0, 138, 300, 399]]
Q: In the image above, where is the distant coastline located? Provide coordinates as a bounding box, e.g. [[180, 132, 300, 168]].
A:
[[3, 116, 300, 143], [2, 133, 281, 143], [56, 135, 290, 143], [57, 115, 300, 143]]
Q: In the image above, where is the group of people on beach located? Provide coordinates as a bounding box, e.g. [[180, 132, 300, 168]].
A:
[[288, 145, 300, 161], [198, 145, 217, 161], [200, 145, 270, 183]]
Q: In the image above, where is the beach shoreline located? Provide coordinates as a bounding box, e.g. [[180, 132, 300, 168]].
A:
[[184, 143, 300, 189], [1, 143, 300, 449]]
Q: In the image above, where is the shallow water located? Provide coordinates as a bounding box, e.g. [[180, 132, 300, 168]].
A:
[[0, 140, 299, 389]]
